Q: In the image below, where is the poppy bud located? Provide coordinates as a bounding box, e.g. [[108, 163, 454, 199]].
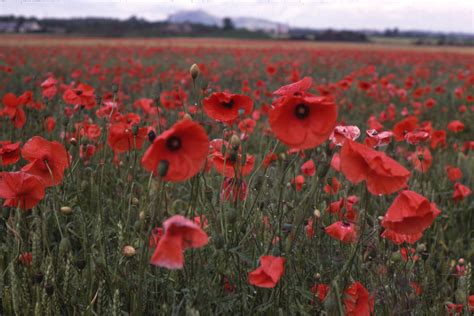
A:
[[131, 197, 139, 206], [45, 284, 54, 296], [59, 237, 72, 255], [458, 258, 465, 266], [33, 272, 44, 284], [230, 134, 241, 150], [139, 211, 146, 221], [122, 245, 136, 257], [416, 243, 426, 253], [190, 63, 200, 80], [75, 259, 86, 270], [313, 209, 321, 219], [314, 273, 321, 280], [131, 124, 139, 136], [148, 130, 156, 142], [112, 83, 119, 93], [390, 251, 402, 263], [69, 137, 77, 146], [60, 206, 73, 215], [182, 113, 193, 121], [157, 160, 169, 177], [62, 116, 69, 127]]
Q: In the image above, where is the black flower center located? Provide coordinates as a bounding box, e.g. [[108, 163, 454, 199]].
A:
[[294, 103, 309, 119], [222, 99, 234, 109], [75, 90, 83, 96], [166, 136, 181, 151]]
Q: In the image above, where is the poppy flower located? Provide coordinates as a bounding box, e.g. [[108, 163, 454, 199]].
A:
[[329, 125, 361, 146], [381, 229, 422, 245], [44, 116, 56, 133], [149, 215, 208, 269], [0, 171, 45, 210], [248, 255, 285, 288], [310, 283, 330, 303], [21, 136, 70, 187], [446, 165, 462, 182], [324, 177, 342, 195], [148, 227, 164, 248], [429, 130, 446, 149], [301, 159, 316, 176], [263, 152, 278, 169], [325, 221, 357, 243], [381, 190, 441, 236], [238, 118, 257, 135], [273, 76, 312, 96], [404, 130, 430, 145], [141, 119, 209, 182], [2, 92, 26, 129], [211, 147, 255, 178], [392, 116, 418, 142], [447, 120, 464, 133], [107, 123, 148, 153], [221, 177, 248, 202], [344, 282, 374, 316], [41, 76, 58, 99], [340, 139, 410, 195], [0, 141, 20, 165], [453, 183, 471, 202], [408, 147, 432, 173], [63, 83, 96, 109], [291, 175, 305, 191], [203, 92, 253, 124], [269, 94, 337, 150]]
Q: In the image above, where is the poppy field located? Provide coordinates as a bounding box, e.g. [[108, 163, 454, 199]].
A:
[[0, 36, 473, 315]]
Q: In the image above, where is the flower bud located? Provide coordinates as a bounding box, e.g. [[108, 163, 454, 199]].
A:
[[230, 134, 241, 150], [60, 206, 73, 215], [182, 113, 193, 121], [190, 63, 200, 80], [122, 245, 136, 257]]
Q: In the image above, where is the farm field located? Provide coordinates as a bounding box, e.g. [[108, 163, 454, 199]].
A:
[[0, 35, 473, 315]]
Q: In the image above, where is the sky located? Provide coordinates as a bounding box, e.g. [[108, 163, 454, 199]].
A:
[[1, 0, 473, 33]]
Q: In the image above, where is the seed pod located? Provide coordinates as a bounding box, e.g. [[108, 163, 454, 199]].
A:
[[230, 134, 241, 150]]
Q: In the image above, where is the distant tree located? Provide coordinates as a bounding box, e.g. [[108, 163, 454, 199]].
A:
[[222, 17, 234, 31]]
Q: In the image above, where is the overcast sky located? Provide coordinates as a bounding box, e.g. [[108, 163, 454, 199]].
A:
[[1, 0, 473, 33]]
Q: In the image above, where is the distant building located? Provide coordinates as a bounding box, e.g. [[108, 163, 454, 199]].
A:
[[18, 21, 42, 33]]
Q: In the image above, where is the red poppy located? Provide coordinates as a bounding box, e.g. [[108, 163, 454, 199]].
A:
[[273, 76, 312, 96], [291, 175, 305, 192], [330, 125, 361, 146], [141, 119, 209, 182], [392, 116, 418, 142], [430, 130, 446, 149], [301, 159, 316, 176], [325, 221, 357, 243], [310, 283, 330, 302], [408, 147, 432, 173], [340, 139, 410, 195], [447, 120, 464, 133], [404, 130, 430, 145], [269, 94, 337, 150], [248, 255, 285, 288], [18, 252, 33, 266], [0, 141, 20, 165], [1, 92, 26, 129], [63, 83, 96, 109], [221, 177, 248, 202], [453, 183, 471, 202], [204, 92, 253, 124], [381, 190, 441, 235], [149, 215, 208, 269], [44, 116, 56, 133], [238, 118, 257, 135], [21, 136, 70, 187], [148, 227, 164, 248], [211, 148, 255, 178], [446, 165, 462, 182], [41, 76, 58, 99], [0, 171, 45, 209], [381, 229, 422, 245], [344, 282, 374, 316], [263, 152, 278, 169], [107, 123, 148, 153]]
